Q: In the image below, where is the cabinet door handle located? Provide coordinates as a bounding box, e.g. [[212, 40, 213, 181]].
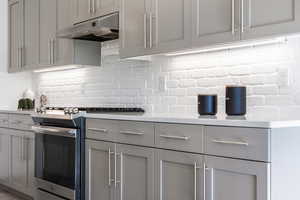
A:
[[52, 39, 55, 64], [194, 163, 200, 200], [119, 152, 124, 200], [205, 167, 214, 200], [231, 0, 235, 35], [160, 134, 190, 141], [88, 128, 108, 133], [92, 0, 95, 13], [241, 0, 244, 33], [48, 40, 52, 64], [120, 131, 144, 136], [212, 139, 249, 146], [149, 12, 153, 48], [88, 0, 91, 13], [144, 13, 147, 49], [108, 148, 113, 186]]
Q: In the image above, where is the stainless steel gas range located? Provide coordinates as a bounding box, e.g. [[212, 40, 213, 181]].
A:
[[31, 107, 145, 200]]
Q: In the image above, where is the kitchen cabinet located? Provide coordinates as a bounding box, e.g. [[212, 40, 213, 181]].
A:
[[8, 0, 24, 72], [116, 144, 155, 200], [38, 0, 101, 69], [120, 0, 192, 58], [151, 0, 192, 54], [192, 0, 240, 47], [38, 0, 56, 66], [86, 140, 155, 200], [119, 0, 151, 58], [85, 140, 115, 200], [204, 156, 270, 200], [156, 150, 204, 200], [242, 0, 300, 40], [74, 0, 118, 24], [10, 133, 27, 191], [0, 129, 10, 184]]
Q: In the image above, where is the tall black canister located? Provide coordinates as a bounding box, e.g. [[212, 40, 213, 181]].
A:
[[226, 86, 247, 116]]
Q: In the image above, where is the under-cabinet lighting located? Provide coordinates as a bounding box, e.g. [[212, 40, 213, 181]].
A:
[[165, 37, 287, 56], [33, 65, 82, 73]]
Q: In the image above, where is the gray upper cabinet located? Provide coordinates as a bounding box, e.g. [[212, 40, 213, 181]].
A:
[[74, 0, 118, 24], [242, 0, 300, 39], [85, 140, 115, 200], [156, 150, 204, 200], [116, 144, 155, 200], [8, 0, 24, 72], [38, 0, 57, 67], [23, 0, 39, 70], [119, 0, 151, 58], [192, 0, 241, 47], [205, 156, 270, 200], [151, 0, 192, 54]]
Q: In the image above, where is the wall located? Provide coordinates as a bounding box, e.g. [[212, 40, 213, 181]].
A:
[[34, 37, 300, 119], [0, 0, 33, 110]]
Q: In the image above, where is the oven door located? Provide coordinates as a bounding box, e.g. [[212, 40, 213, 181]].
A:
[[33, 125, 78, 199]]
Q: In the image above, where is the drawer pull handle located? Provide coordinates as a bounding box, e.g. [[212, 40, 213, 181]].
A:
[[120, 131, 144, 136], [212, 139, 249, 146], [88, 128, 108, 133], [160, 135, 190, 141]]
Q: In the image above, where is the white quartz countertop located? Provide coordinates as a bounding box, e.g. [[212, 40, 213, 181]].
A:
[[1, 109, 299, 128], [85, 113, 300, 128], [0, 110, 34, 115]]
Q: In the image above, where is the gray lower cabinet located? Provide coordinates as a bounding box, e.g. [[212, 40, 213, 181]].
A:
[[116, 144, 155, 200], [205, 156, 270, 200], [156, 150, 204, 200], [0, 129, 10, 184], [86, 140, 155, 200], [85, 140, 116, 200], [11, 134, 27, 191]]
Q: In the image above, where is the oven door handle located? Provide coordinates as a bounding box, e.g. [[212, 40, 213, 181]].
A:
[[32, 125, 77, 138]]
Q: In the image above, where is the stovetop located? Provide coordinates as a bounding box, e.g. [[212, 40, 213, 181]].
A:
[[45, 107, 145, 114]]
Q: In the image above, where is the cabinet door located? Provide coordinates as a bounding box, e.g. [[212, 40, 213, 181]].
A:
[[192, 0, 240, 47], [39, 0, 57, 66], [94, 0, 117, 17], [74, 0, 92, 24], [23, 0, 39, 69], [157, 150, 204, 200], [116, 144, 155, 200], [205, 156, 270, 200], [242, 0, 300, 39], [8, 0, 24, 72], [0, 129, 10, 184], [119, 0, 150, 58], [86, 140, 115, 200], [151, 0, 192, 53], [27, 136, 35, 196], [11, 134, 27, 190], [55, 0, 74, 66]]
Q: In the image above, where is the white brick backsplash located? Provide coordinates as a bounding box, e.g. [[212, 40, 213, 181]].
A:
[[33, 37, 300, 117]]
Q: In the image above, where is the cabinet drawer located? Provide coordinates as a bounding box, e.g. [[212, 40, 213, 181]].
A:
[[116, 121, 155, 146], [9, 114, 33, 131], [204, 126, 270, 162], [155, 123, 204, 153], [0, 113, 9, 128], [86, 119, 118, 141]]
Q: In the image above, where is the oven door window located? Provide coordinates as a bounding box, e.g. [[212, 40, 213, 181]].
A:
[[35, 133, 76, 189]]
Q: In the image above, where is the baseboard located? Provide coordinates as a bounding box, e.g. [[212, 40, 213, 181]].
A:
[[0, 184, 33, 200]]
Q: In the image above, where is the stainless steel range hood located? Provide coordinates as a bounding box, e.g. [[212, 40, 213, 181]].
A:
[[57, 12, 119, 42]]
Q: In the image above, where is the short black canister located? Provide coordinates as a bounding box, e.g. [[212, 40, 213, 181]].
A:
[[198, 95, 218, 115]]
